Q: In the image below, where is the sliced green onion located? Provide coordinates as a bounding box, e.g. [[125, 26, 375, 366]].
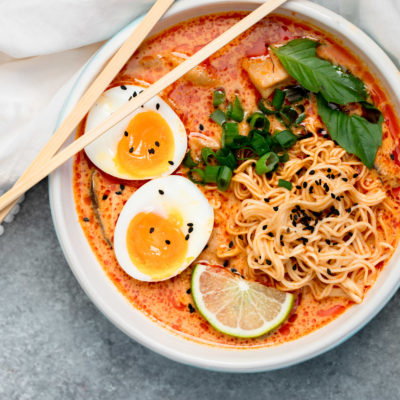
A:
[[210, 109, 226, 125], [258, 99, 276, 115], [250, 132, 270, 156], [201, 147, 217, 166], [280, 107, 298, 127], [255, 152, 279, 175], [204, 165, 221, 183], [188, 168, 205, 185], [227, 95, 244, 122], [213, 89, 226, 107], [295, 113, 306, 124], [183, 151, 198, 168], [272, 89, 286, 110], [284, 85, 308, 103], [216, 148, 237, 170], [278, 152, 289, 163], [217, 166, 233, 191], [278, 179, 293, 190], [273, 130, 298, 149], [221, 122, 240, 148], [247, 112, 270, 131]]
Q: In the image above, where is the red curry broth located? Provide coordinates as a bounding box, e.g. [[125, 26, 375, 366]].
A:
[[73, 12, 398, 347]]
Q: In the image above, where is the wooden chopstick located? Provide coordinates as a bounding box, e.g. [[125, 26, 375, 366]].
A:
[[0, 0, 287, 213], [0, 0, 174, 224]]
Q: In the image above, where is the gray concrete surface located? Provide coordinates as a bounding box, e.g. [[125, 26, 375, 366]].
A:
[[1, 179, 400, 400]]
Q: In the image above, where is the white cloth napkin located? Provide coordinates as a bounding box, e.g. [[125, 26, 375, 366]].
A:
[[0, 0, 399, 232]]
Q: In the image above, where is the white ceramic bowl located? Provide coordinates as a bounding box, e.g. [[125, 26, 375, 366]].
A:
[[49, 0, 400, 372]]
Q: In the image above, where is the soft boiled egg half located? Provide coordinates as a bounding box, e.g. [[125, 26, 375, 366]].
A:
[[114, 176, 214, 282], [84, 85, 187, 180]]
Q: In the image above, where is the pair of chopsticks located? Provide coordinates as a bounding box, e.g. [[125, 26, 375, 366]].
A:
[[0, 0, 287, 218]]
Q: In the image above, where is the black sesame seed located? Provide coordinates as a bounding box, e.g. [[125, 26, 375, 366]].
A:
[[309, 186, 314, 194], [353, 173, 359, 178], [128, 96, 132, 101], [390, 153, 395, 160], [266, 259, 272, 265], [293, 265, 297, 270], [229, 241, 233, 248], [155, 141, 160, 147], [296, 185, 301, 190], [159, 190, 164, 195], [188, 304, 195, 313], [186, 288, 191, 294], [199, 124, 204, 131], [156, 103, 160, 110], [124, 131, 128, 137], [102, 194, 108, 201], [168, 161, 174, 165], [262, 225, 267, 230], [187, 223, 193, 227], [223, 260, 229, 267], [185, 234, 190, 240], [129, 147, 134, 153], [326, 239, 331, 245], [165, 240, 171, 245], [309, 170, 316, 175], [188, 227, 194, 233], [120, 184, 125, 190], [331, 193, 336, 199], [342, 177, 348, 182], [273, 206, 279, 212], [148, 148, 155, 154], [133, 91, 137, 97], [327, 268, 333, 276], [120, 85, 127, 90], [264, 198, 270, 203], [115, 191, 122, 195], [267, 232, 274, 238], [149, 227, 154, 234], [83, 217, 89, 222], [323, 183, 330, 192], [303, 182, 308, 188], [327, 168, 332, 173], [230, 268, 237, 274]]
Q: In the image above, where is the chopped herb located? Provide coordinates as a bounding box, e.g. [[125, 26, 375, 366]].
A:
[[278, 179, 293, 190], [255, 152, 279, 174], [210, 109, 226, 125], [183, 151, 198, 168], [213, 89, 226, 107], [227, 95, 244, 122], [272, 89, 286, 110]]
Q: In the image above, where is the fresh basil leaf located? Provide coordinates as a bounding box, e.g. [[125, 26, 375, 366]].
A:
[[272, 39, 367, 105], [317, 94, 383, 168]]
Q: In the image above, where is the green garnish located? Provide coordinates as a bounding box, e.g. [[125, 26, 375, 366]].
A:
[[210, 109, 226, 125], [255, 152, 279, 174], [273, 130, 298, 149], [221, 122, 240, 148], [271, 39, 367, 104], [213, 89, 226, 107], [250, 132, 271, 156], [295, 113, 306, 124], [201, 147, 217, 166], [272, 89, 286, 110], [204, 165, 221, 183], [278, 179, 293, 190], [217, 166, 233, 191], [183, 151, 198, 168], [216, 148, 237, 170], [317, 94, 383, 168], [279, 106, 298, 127], [227, 95, 244, 122], [247, 112, 270, 131], [258, 99, 276, 115], [188, 168, 206, 185]]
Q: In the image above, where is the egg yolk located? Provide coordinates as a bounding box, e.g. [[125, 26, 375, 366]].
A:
[[115, 110, 175, 178], [126, 211, 188, 280]]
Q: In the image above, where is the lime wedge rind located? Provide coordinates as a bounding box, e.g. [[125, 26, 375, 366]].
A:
[[191, 264, 294, 339]]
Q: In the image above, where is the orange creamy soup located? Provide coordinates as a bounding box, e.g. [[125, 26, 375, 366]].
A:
[[73, 12, 400, 347]]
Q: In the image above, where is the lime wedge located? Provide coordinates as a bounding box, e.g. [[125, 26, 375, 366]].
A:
[[191, 264, 294, 338]]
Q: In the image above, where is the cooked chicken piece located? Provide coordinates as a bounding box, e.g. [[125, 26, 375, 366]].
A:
[[242, 51, 292, 98]]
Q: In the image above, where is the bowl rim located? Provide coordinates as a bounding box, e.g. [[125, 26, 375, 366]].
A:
[[49, 0, 400, 372]]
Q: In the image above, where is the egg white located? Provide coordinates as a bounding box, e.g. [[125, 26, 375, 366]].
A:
[[114, 176, 214, 282], [84, 85, 187, 180]]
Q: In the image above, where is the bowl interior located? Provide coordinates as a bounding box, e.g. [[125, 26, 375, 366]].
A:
[[49, 0, 400, 372]]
